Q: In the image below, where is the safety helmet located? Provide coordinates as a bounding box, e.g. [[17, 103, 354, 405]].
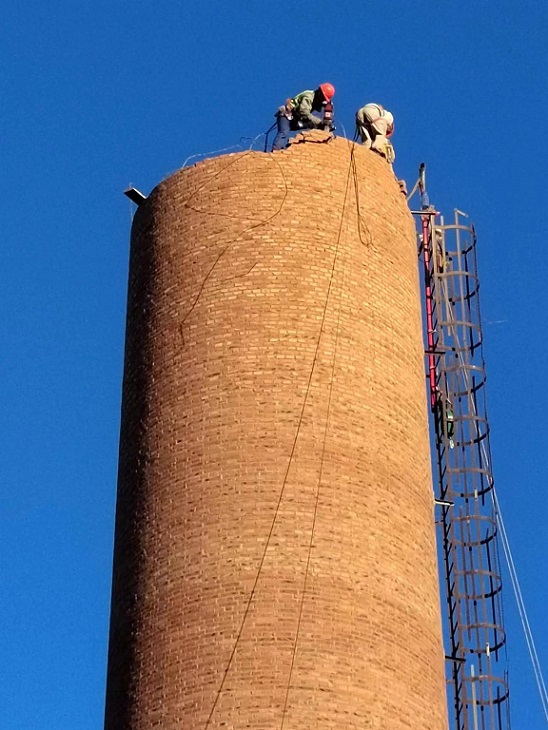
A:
[[384, 111, 395, 136], [319, 82, 336, 101]]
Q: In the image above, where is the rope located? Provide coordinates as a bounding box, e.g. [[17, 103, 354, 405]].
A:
[[279, 144, 356, 728], [237, 129, 275, 151], [179, 154, 288, 336], [182, 143, 244, 168], [203, 147, 356, 730], [336, 123, 373, 247], [182, 149, 255, 208], [350, 151, 373, 248]]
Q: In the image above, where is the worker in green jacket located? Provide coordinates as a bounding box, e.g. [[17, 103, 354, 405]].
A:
[[272, 83, 335, 151]]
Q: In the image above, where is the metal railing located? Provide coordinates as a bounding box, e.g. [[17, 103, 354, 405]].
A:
[[412, 171, 511, 730]]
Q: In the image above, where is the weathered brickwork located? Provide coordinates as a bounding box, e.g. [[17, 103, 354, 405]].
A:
[[105, 133, 448, 729]]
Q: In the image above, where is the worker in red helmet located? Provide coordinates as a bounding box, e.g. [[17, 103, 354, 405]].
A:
[[272, 83, 336, 151], [355, 103, 395, 162]]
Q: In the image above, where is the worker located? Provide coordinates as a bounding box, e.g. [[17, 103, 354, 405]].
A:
[[355, 103, 395, 163], [434, 226, 450, 273], [271, 83, 336, 151], [435, 387, 455, 449]]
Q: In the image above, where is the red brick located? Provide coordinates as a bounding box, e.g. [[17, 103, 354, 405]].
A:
[[105, 135, 448, 729]]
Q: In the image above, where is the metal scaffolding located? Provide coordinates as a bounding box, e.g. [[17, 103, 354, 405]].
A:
[[411, 166, 511, 730]]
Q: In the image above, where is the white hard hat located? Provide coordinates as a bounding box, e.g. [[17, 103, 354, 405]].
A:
[[384, 111, 394, 126]]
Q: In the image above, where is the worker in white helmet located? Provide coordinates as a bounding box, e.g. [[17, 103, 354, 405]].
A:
[[355, 103, 395, 163]]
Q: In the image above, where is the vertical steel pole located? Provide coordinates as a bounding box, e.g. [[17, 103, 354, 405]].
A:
[[471, 664, 480, 730], [418, 164, 438, 410], [421, 213, 437, 409]]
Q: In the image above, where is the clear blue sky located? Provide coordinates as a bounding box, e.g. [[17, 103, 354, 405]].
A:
[[1, 1, 547, 728]]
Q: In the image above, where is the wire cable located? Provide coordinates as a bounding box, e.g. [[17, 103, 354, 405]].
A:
[[439, 251, 548, 724], [182, 150, 255, 209], [182, 143, 245, 168], [202, 146, 357, 730], [279, 143, 356, 728], [493, 492, 548, 723], [406, 175, 421, 203], [179, 154, 288, 336]]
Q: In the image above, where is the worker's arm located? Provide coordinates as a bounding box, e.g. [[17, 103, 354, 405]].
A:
[[297, 94, 322, 127], [356, 107, 367, 125]]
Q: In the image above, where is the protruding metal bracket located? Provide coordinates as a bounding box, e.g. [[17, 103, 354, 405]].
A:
[[124, 187, 147, 205], [435, 498, 454, 508], [445, 654, 466, 664]]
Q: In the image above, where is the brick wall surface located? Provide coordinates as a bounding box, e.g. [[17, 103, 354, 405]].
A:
[[104, 132, 448, 729]]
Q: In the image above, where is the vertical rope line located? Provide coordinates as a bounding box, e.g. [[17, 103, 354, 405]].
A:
[[442, 279, 547, 723], [203, 147, 356, 730], [280, 145, 356, 728]]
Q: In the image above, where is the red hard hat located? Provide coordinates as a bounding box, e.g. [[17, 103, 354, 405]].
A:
[[319, 82, 335, 101]]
